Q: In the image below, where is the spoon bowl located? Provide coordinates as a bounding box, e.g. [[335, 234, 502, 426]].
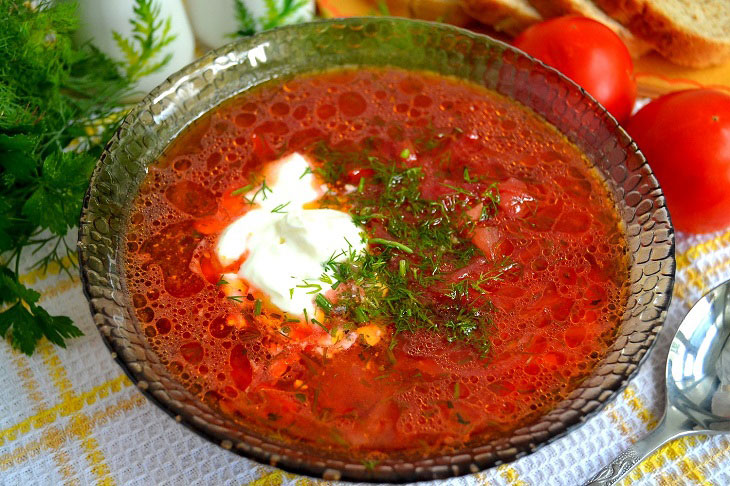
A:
[[588, 279, 730, 485]]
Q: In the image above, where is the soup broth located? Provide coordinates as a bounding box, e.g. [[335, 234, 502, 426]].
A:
[[124, 67, 628, 460]]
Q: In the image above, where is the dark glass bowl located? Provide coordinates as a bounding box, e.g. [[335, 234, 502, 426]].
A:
[[78, 17, 674, 483]]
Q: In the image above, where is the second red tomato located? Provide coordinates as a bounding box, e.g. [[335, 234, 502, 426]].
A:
[[513, 16, 637, 124]]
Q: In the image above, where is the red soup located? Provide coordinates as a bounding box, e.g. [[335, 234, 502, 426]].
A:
[[125, 68, 628, 460]]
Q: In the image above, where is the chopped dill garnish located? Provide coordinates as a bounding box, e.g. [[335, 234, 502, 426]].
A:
[[311, 317, 330, 333], [292, 143, 508, 355], [251, 178, 272, 203], [231, 183, 253, 196], [227, 295, 244, 303], [441, 182, 475, 197], [233, 178, 272, 205], [463, 167, 472, 183], [297, 281, 322, 294], [368, 238, 414, 254], [271, 201, 290, 214], [482, 182, 501, 216], [315, 294, 333, 314], [216, 278, 228, 286], [254, 299, 262, 316], [299, 166, 313, 179]]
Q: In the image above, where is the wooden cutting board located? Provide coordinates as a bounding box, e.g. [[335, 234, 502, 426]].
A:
[[317, 0, 730, 98]]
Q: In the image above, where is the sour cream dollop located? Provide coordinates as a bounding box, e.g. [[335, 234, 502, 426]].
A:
[[216, 152, 365, 316]]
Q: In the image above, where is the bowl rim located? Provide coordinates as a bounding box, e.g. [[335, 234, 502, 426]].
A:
[[78, 16, 675, 483]]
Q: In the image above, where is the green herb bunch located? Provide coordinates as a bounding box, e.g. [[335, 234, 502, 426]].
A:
[[0, 0, 173, 355]]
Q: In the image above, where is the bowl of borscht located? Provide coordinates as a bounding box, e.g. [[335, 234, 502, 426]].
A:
[[78, 17, 675, 482]]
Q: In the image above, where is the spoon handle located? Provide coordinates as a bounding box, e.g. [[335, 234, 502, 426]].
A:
[[584, 448, 641, 485], [584, 414, 686, 485]]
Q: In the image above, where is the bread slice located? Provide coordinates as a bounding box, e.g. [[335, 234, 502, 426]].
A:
[[528, 0, 651, 56], [459, 0, 542, 36], [593, 0, 730, 67]]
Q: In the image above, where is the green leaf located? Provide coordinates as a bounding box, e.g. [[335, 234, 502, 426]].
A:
[[0, 304, 45, 356], [33, 305, 83, 348], [0, 269, 82, 355], [22, 187, 68, 235], [21, 151, 95, 236], [0, 268, 41, 306], [0, 134, 39, 184], [0, 197, 15, 251]]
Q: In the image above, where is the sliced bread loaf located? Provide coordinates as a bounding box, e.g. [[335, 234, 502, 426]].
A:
[[594, 0, 730, 67], [459, 0, 542, 36], [528, 0, 651, 56]]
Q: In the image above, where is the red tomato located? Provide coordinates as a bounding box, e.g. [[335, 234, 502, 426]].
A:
[[230, 344, 253, 391], [513, 16, 637, 124], [626, 89, 730, 234], [472, 226, 502, 260]]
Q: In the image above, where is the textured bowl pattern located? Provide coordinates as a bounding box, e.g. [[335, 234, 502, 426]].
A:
[[78, 18, 675, 482]]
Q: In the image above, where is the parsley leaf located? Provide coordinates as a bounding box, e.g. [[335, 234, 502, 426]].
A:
[[22, 151, 95, 236], [0, 268, 82, 355]]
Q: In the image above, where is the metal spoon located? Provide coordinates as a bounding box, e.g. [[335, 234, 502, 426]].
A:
[[586, 279, 730, 485]]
